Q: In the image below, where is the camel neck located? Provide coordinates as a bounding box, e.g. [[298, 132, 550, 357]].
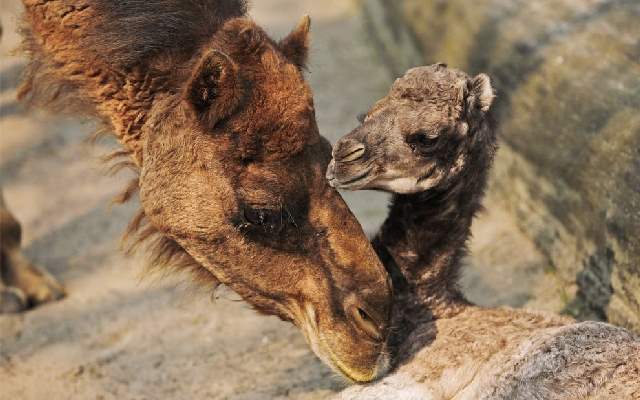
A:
[[375, 155, 492, 321]]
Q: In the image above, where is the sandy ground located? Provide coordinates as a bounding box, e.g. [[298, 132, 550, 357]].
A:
[[0, 1, 565, 399]]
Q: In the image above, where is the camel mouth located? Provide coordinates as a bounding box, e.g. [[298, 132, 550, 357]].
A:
[[298, 303, 388, 383], [328, 166, 375, 190], [321, 338, 389, 383]]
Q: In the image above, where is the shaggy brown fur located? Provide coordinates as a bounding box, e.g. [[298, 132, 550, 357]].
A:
[[330, 65, 640, 399], [17, 0, 393, 382]]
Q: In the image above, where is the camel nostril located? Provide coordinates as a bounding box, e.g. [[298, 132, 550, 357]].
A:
[[358, 307, 372, 323], [346, 302, 384, 342]]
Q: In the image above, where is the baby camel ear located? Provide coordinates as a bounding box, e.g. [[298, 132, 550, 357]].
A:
[[279, 15, 311, 68], [466, 73, 495, 114], [185, 49, 242, 129]]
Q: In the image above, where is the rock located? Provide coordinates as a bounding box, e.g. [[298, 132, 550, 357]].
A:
[[361, 0, 640, 332]]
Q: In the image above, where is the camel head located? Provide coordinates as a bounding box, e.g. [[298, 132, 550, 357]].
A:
[[136, 18, 391, 382], [327, 64, 496, 194]]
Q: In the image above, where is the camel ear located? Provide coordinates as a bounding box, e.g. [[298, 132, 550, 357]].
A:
[[185, 50, 242, 128], [279, 15, 311, 68], [466, 73, 495, 113]]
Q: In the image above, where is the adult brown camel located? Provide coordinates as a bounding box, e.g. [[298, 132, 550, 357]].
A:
[[3, 0, 393, 382], [329, 64, 640, 399]]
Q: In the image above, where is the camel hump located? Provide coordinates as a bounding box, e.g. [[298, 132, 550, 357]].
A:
[[485, 321, 640, 399]]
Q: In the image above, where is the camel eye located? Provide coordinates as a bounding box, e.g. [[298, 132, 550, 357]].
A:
[[243, 208, 282, 233], [407, 131, 439, 154]]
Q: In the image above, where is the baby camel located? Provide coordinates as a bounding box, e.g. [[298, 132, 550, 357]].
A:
[[328, 64, 640, 399]]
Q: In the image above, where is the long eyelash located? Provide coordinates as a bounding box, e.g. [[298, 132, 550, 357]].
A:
[[283, 202, 299, 231]]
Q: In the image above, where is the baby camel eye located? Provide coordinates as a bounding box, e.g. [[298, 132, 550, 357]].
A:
[[406, 131, 439, 154]]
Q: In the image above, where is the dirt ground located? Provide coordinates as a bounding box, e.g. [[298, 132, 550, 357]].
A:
[[0, 1, 565, 399]]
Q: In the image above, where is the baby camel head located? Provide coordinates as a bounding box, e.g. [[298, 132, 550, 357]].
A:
[[137, 18, 391, 381], [327, 64, 496, 194]]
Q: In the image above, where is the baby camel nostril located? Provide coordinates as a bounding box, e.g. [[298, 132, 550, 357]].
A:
[[337, 142, 366, 162]]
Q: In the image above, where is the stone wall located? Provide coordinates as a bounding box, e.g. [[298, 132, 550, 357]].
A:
[[360, 0, 640, 332]]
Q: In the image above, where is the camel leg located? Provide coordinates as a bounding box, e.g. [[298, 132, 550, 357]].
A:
[[0, 190, 65, 312], [0, 270, 27, 313]]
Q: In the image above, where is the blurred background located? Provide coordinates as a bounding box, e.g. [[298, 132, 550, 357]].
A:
[[0, 0, 638, 399]]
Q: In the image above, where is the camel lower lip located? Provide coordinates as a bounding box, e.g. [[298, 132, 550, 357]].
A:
[[305, 323, 381, 383], [417, 165, 437, 183], [320, 336, 382, 383]]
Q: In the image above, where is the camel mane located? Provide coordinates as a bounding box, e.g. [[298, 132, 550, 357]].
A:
[[16, 0, 250, 290]]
